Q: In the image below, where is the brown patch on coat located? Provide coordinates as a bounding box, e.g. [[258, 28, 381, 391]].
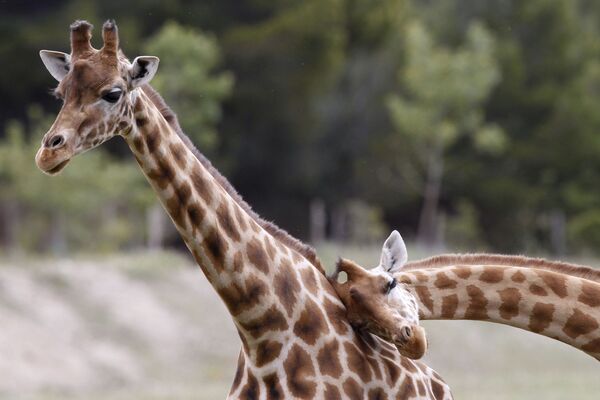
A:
[[511, 271, 526, 283], [317, 339, 343, 378], [430, 378, 447, 400], [529, 284, 548, 296], [562, 309, 599, 339], [344, 342, 372, 381], [240, 372, 260, 400], [465, 285, 489, 320], [147, 153, 176, 190], [293, 298, 329, 345], [434, 272, 457, 289], [263, 373, 284, 400], [201, 226, 228, 271], [537, 271, 568, 298], [414, 286, 434, 313], [368, 387, 388, 400], [382, 358, 400, 386], [169, 142, 187, 169], [453, 267, 472, 279], [216, 201, 241, 242], [186, 203, 204, 228], [263, 235, 277, 261], [300, 267, 318, 293], [323, 298, 349, 335], [239, 305, 288, 339], [246, 238, 269, 274], [581, 338, 600, 353], [273, 261, 301, 317], [230, 352, 245, 394], [216, 274, 268, 316], [441, 294, 459, 318], [498, 287, 521, 320], [190, 168, 213, 205], [324, 383, 342, 400], [397, 377, 416, 399], [529, 302, 555, 333], [342, 377, 364, 399], [578, 280, 600, 307], [284, 344, 316, 398], [479, 267, 504, 284], [255, 340, 283, 368]]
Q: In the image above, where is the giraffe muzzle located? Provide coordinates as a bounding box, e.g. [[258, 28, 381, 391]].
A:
[[393, 325, 427, 360], [35, 133, 73, 175]]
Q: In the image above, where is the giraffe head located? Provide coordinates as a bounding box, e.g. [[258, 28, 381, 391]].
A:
[[329, 231, 427, 359], [36, 20, 159, 175]]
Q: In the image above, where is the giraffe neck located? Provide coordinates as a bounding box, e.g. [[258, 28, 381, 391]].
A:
[[398, 265, 600, 360], [120, 90, 453, 399]]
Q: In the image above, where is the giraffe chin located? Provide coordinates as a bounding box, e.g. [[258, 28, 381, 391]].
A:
[[40, 159, 70, 175]]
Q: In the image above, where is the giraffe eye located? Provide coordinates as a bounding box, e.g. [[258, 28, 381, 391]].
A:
[[102, 88, 122, 103], [386, 278, 397, 294]]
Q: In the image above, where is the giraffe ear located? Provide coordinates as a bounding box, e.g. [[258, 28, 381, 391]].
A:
[[128, 56, 159, 88], [379, 230, 408, 273], [40, 50, 71, 82]]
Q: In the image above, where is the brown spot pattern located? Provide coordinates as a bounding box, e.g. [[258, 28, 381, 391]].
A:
[[273, 262, 301, 317], [323, 298, 349, 335], [368, 387, 388, 400], [255, 340, 283, 367], [415, 286, 434, 314], [511, 271, 526, 283], [324, 383, 342, 400], [202, 226, 228, 271], [498, 287, 521, 320], [217, 275, 267, 316], [293, 298, 329, 345], [240, 305, 288, 339], [441, 294, 459, 318], [581, 338, 600, 353], [465, 285, 489, 320], [434, 272, 457, 289], [216, 202, 241, 242], [230, 353, 245, 394], [538, 271, 568, 298], [342, 377, 364, 399], [563, 309, 599, 339], [240, 372, 259, 400], [317, 340, 342, 378], [529, 302, 555, 333], [190, 168, 213, 205], [263, 373, 284, 400], [284, 344, 316, 398], [529, 284, 548, 296], [431, 379, 446, 400], [479, 267, 504, 284], [578, 281, 600, 307], [247, 238, 269, 274], [344, 342, 372, 381], [397, 377, 416, 399]]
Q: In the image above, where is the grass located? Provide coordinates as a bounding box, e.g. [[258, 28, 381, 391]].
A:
[[0, 245, 597, 399]]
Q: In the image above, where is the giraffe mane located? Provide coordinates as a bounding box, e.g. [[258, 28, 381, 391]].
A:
[[404, 253, 600, 283], [139, 84, 325, 275]]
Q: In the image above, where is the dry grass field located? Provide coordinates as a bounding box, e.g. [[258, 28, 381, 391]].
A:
[[0, 245, 598, 399]]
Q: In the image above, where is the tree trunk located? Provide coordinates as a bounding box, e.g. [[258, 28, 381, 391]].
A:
[[417, 145, 444, 247]]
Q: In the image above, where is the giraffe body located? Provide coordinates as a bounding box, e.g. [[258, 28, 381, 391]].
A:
[[35, 20, 454, 399]]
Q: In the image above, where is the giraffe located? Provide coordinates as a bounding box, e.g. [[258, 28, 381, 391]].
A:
[[331, 232, 600, 361], [35, 20, 454, 399]]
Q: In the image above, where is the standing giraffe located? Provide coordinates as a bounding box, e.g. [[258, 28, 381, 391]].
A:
[[331, 232, 600, 361], [35, 20, 453, 399]]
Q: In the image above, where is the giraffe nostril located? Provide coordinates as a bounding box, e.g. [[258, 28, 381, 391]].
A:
[[47, 135, 65, 149], [401, 326, 412, 341]]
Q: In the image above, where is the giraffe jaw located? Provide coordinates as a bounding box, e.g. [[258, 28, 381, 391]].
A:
[[44, 159, 70, 175]]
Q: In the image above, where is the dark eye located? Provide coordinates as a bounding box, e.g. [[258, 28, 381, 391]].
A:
[[102, 88, 122, 103], [386, 278, 398, 294]]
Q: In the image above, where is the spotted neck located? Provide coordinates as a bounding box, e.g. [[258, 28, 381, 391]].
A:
[[122, 89, 453, 399], [397, 265, 600, 360]]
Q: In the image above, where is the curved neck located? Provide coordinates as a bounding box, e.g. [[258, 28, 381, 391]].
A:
[[398, 265, 600, 360]]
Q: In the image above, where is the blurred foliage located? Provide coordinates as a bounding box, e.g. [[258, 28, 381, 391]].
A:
[[2, 0, 600, 255], [143, 22, 233, 153], [0, 106, 153, 253]]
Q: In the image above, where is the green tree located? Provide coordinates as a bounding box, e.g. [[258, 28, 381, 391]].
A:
[[143, 21, 233, 153], [386, 20, 504, 246]]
